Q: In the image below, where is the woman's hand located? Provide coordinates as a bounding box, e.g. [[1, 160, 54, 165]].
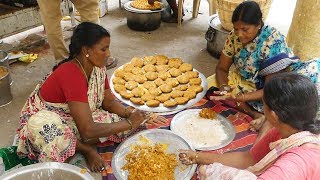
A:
[[210, 93, 237, 101], [210, 91, 246, 103], [145, 113, 167, 126], [179, 150, 199, 165], [208, 85, 235, 101], [128, 109, 146, 129], [219, 84, 233, 92]]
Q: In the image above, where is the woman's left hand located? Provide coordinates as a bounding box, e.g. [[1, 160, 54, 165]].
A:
[[145, 113, 167, 126], [209, 93, 237, 101]]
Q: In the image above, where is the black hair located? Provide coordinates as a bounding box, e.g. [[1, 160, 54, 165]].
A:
[[232, 1, 263, 26], [53, 22, 110, 71], [263, 72, 320, 134]]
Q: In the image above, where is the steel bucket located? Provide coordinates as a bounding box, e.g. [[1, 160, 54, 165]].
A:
[[0, 50, 12, 84], [126, 11, 161, 31], [0, 51, 9, 68], [205, 14, 230, 58], [124, 2, 164, 31], [0, 66, 13, 107]]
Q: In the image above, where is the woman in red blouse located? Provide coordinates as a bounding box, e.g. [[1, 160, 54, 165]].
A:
[[17, 22, 166, 172]]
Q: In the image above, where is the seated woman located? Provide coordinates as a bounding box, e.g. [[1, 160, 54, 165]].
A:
[[16, 22, 166, 172], [207, 1, 292, 126], [180, 73, 320, 179]]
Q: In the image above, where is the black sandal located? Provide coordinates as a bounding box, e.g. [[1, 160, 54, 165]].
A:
[[162, 16, 183, 23]]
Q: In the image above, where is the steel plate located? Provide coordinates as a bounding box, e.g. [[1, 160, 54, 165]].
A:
[[111, 129, 197, 180], [170, 109, 236, 150], [110, 65, 208, 113]]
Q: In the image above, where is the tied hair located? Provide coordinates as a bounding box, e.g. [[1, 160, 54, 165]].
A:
[[303, 120, 320, 134], [51, 22, 110, 71], [52, 28, 82, 71]]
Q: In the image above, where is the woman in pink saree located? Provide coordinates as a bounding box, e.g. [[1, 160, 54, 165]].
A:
[[179, 73, 320, 179]]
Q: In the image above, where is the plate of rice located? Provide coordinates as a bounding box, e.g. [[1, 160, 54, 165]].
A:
[[170, 109, 236, 150]]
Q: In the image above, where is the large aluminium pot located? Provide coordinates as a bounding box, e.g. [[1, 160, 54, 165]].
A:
[[205, 15, 230, 59], [0, 162, 94, 179], [0, 66, 13, 107], [124, 2, 164, 31], [0, 51, 9, 68], [0, 50, 12, 84]]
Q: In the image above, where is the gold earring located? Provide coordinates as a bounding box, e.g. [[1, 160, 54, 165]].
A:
[[85, 54, 89, 58]]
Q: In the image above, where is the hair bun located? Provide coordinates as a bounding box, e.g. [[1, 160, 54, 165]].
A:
[[303, 120, 320, 134]]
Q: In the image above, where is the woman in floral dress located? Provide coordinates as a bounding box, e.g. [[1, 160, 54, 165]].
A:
[[207, 1, 291, 128]]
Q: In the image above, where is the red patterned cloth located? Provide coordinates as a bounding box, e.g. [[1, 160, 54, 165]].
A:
[[98, 98, 258, 179]]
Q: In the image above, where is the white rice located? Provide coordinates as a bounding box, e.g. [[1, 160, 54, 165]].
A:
[[174, 114, 228, 149]]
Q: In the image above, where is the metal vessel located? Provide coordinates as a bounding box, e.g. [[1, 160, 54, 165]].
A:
[[205, 14, 230, 58], [124, 2, 165, 31], [0, 66, 12, 107]]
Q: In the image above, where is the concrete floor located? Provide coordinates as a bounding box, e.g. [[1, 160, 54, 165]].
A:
[[0, 0, 297, 177]]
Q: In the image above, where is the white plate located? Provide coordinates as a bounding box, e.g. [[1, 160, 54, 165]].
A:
[[110, 65, 208, 113], [112, 129, 197, 180], [170, 109, 236, 150], [124, 1, 165, 13]]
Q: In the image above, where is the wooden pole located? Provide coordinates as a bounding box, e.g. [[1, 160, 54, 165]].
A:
[[286, 0, 320, 60]]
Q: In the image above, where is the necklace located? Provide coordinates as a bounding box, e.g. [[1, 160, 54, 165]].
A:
[[75, 57, 89, 83]]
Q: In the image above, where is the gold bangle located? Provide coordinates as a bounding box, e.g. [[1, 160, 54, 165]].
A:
[[194, 152, 199, 163], [125, 119, 133, 130], [220, 84, 231, 91], [124, 106, 133, 118], [236, 93, 245, 102], [241, 93, 245, 101], [219, 83, 228, 88]]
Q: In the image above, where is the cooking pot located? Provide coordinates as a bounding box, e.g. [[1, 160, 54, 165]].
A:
[[0, 50, 12, 84], [124, 2, 165, 31], [205, 15, 230, 59], [0, 51, 9, 70], [0, 162, 94, 180], [0, 66, 13, 107]]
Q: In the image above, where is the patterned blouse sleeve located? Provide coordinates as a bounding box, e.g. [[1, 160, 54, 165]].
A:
[[222, 31, 236, 58]]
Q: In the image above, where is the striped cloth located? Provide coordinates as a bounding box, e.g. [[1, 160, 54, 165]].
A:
[[98, 96, 258, 179]]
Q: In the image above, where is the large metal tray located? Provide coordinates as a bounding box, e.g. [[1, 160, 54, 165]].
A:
[[110, 65, 208, 114], [111, 129, 197, 180], [170, 109, 236, 151]]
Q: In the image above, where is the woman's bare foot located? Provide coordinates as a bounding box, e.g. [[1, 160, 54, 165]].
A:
[[83, 147, 108, 172], [250, 115, 265, 131]]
